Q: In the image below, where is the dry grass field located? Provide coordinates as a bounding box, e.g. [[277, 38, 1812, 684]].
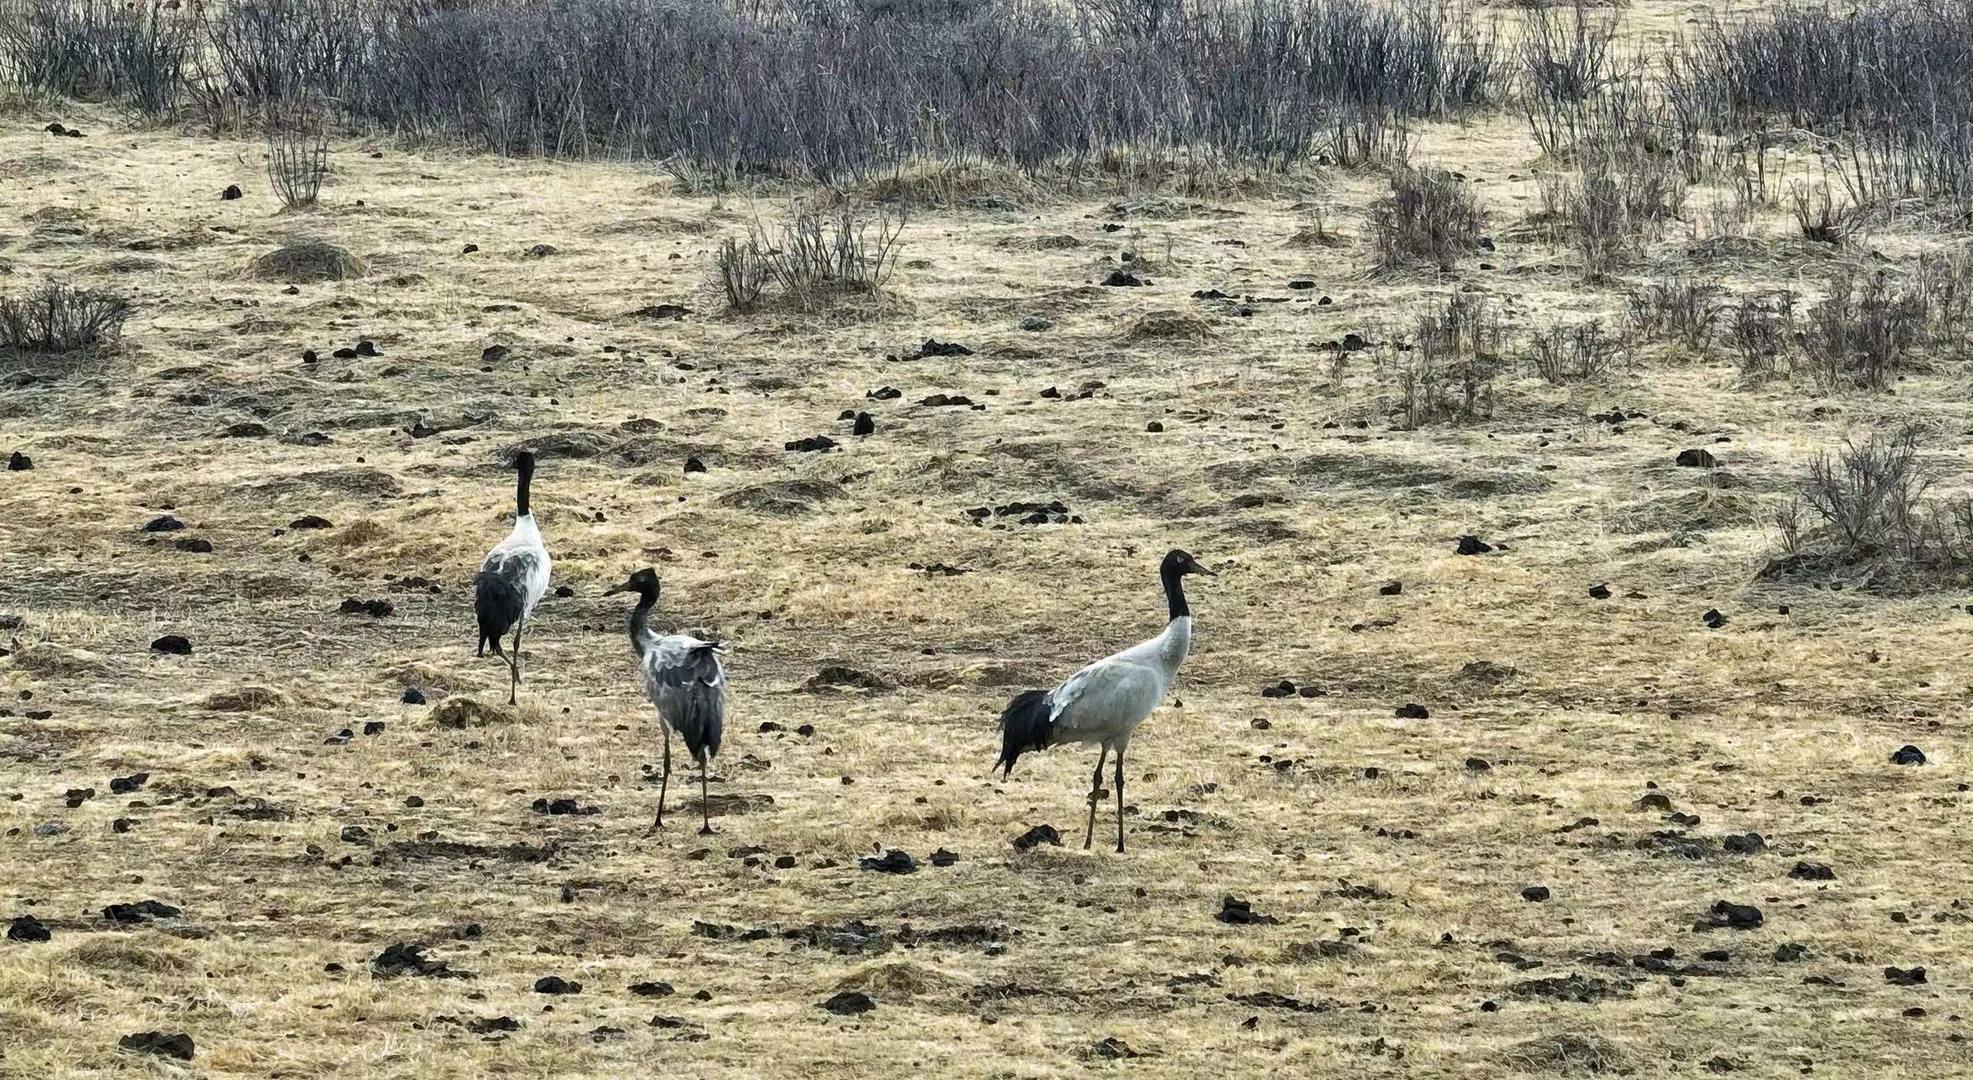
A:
[[4, 6, 1973, 1075]]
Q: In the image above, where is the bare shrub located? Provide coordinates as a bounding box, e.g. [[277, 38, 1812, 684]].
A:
[[1527, 319, 1618, 382], [722, 202, 906, 314], [1626, 278, 1725, 354], [1520, 1, 1618, 158], [1769, 427, 1973, 588], [266, 106, 329, 210], [0, 282, 131, 359], [1728, 291, 1796, 381], [0, 0, 189, 114], [1800, 270, 1922, 389], [1790, 181, 1853, 245], [1370, 166, 1484, 272], [1392, 294, 1501, 425]]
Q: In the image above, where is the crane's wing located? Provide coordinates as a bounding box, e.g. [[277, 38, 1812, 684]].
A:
[[642, 635, 727, 762], [474, 548, 542, 647]]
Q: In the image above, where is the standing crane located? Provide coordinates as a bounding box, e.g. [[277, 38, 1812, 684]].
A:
[[474, 450, 552, 705], [604, 568, 727, 834], [995, 549, 1215, 853]]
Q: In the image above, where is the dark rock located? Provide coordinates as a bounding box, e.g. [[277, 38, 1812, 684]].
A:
[[468, 1016, 520, 1034], [402, 687, 427, 705], [1885, 966, 1927, 986], [7, 915, 50, 942], [820, 990, 875, 1015], [1454, 535, 1492, 555], [852, 412, 875, 436], [149, 635, 192, 655], [1146, 421, 1164, 432], [1588, 583, 1612, 600], [868, 385, 902, 400], [1288, 279, 1316, 290], [1721, 832, 1765, 854], [784, 435, 837, 453], [1695, 901, 1763, 931], [109, 772, 149, 795], [1788, 862, 1835, 881], [221, 421, 270, 438], [522, 243, 557, 258], [221, 184, 242, 200], [339, 598, 394, 617], [6, 451, 29, 471], [911, 338, 973, 358], [1019, 315, 1052, 332], [119, 1032, 194, 1060], [289, 514, 333, 530], [174, 538, 213, 553], [142, 515, 184, 533], [629, 980, 675, 997], [102, 900, 181, 924], [1774, 942, 1809, 962], [1702, 609, 1728, 629], [684, 456, 707, 473], [372, 942, 468, 979], [858, 849, 918, 874], [340, 825, 371, 845], [1379, 581, 1402, 595], [1521, 885, 1551, 902], [363, 720, 384, 735], [1509, 974, 1624, 1003], [1011, 824, 1062, 851], [1215, 896, 1279, 925], [930, 848, 959, 867], [534, 975, 582, 995], [1260, 680, 1297, 698], [1890, 744, 1925, 765], [1102, 270, 1147, 286], [531, 797, 596, 816], [1676, 448, 1719, 468], [1394, 703, 1429, 720]]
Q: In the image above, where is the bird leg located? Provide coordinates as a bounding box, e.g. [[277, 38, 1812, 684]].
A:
[[506, 619, 525, 705], [650, 726, 672, 832], [698, 759, 713, 836], [1084, 745, 1110, 850], [1114, 746, 1126, 854]]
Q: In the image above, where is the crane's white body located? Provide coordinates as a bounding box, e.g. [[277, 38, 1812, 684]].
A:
[[481, 512, 552, 622], [1041, 615, 1192, 750]]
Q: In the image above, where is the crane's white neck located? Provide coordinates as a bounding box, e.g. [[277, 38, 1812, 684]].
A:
[[1157, 614, 1192, 673], [508, 513, 542, 546]]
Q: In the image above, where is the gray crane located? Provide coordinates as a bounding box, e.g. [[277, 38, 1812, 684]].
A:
[[996, 549, 1214, 853], [604, 568, 727, 834]]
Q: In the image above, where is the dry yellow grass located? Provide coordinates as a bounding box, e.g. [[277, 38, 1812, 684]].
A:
[[2, 80, 1971, 1080]]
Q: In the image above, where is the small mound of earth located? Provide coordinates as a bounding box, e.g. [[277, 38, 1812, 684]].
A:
[[1124, 310, 1213, 341], [716, 480, 847, 517], [246, 240, 368, 283], [1499, 1032, 1627, 1074], [431, 698, 510, 729], [202, 686, 286, 712]]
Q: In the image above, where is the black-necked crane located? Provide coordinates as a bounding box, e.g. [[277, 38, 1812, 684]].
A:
[[995, 548, 1215, 853], [474, 450, 552, 705], [604, 568, 727, 834]]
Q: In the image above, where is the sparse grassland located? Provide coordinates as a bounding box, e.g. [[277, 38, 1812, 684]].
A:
[[2, 0, 1972, 1077]]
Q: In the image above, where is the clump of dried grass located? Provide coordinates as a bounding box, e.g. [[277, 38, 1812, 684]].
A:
[[246, 240, 367, 283]]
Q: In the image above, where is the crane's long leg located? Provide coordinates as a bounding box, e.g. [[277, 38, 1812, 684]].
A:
[[1114, 745, 1126, 854], [652, 725, 672, 831], [507, 619, 524, 705], [1084, 745, 1109, 850], [698, 758, 712, 836]]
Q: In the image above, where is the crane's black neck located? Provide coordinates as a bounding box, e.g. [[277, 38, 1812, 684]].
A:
[[515, 457, 534, 517], [625, 584, 658, 654], [1161, 560, 1190, 621]]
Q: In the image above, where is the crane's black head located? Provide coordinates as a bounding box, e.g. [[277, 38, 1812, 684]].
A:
[[603, 567, 660, 601], [1162, 549, 1215, 578]]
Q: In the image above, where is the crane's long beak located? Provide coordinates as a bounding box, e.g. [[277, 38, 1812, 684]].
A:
[[1196, 565, 1219, 577], [602, 581, 630, 596]]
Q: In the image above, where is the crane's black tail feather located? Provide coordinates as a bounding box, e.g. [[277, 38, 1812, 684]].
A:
[[996, 688, 1054, 776], [475, 571, 523, 657]]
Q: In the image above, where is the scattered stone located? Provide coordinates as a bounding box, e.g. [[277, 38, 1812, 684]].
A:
[[142, 514, 184, 532], [909, 338, 973, 358], [1215, 896, 1279, 925], [6, 451, 30, 471], [629, 980, 675, 997], [852, 412, 875, 436], [1788, 862, 1835, 881], [858, 849, 918, 874], [1890, 744, 1926, 765], [468, 1016, 520, 1035], [102, 900, 181, 924], [1702, 608, 1728, 629], [522, 243, 557, 258], [402, 687, 427, 705], [7, 915, 51, 942], [109, 772, 149, 795], [340, 825, 372, 845], [784, 435, 837, 453], [1676, 448, 1719, 468], [1588, 583, 1612, 600], [1019, 316, 1053, 332], [868, 385, 902, 400], [372, 942, 468, 979], [149, 634, 192, 655], [1454, 535, 1492, 555], [1394, 703, 1429, 720], [1774, 942, 1808, 963], [1521, 885, 1551, 902], [1102, 270, 1147, 287], [684, 456, 707, 474], [1011, 824, 1062, 851], [1721, 832, 1765, 854], [221, 184, 242, 200], [1146, 421, 1164, 432], [339, 598, 394, 617], [1885, 966, 1926, 986], [1695, 901, 1763, 931], [289, 514, 333, 530], [119, 1032, 194, 1061], [930, 848, 959, 867], [175, 538, 213, 553], [534, 975, 582, 995], [1379, 580, 1402, 595], [803, 988, 879, 1021]]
